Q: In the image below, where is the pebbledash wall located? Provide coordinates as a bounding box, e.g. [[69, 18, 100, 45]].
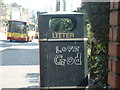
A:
[[108, 2, 120, 88]]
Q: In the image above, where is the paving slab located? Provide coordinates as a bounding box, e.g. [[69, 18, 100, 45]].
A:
[[0, 65, 40, 88]]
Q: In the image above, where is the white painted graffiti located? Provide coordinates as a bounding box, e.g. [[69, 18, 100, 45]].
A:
[[54, 52, 82, 66], [54, 54, 66, 66], [56, 46, 80, 54]]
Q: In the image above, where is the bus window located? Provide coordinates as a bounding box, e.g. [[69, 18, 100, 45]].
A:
[[28, 24, 35, 31], [8, 21, 26, 33]]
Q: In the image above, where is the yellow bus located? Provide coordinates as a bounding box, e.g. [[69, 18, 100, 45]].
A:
[[7, 20, 36, 42]]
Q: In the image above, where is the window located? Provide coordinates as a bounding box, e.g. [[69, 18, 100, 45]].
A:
[[8, 21, 26, 33]]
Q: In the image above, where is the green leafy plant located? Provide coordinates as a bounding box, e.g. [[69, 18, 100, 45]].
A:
[[76, 2, 110, 88], [49, 18, 73, 32]]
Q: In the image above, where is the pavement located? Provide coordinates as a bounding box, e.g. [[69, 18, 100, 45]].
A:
[[0, 39, 40, 88], [0, 39, 39, 52], [0, 65, 40, 88], [0, 33, 8, 51], [0, 33, 7, 41]]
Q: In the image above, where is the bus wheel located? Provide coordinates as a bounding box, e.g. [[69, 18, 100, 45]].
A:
[[27, 37, 29, 42], [10, 39, 12, 42]]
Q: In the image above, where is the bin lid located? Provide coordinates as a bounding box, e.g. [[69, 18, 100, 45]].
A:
[[40, 11, 84, 16]]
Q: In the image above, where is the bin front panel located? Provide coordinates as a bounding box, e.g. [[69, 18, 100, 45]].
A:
[[39, 14, 88, 87]]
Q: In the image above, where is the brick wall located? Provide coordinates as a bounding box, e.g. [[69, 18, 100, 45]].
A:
[[108, 2, 120, 88]]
